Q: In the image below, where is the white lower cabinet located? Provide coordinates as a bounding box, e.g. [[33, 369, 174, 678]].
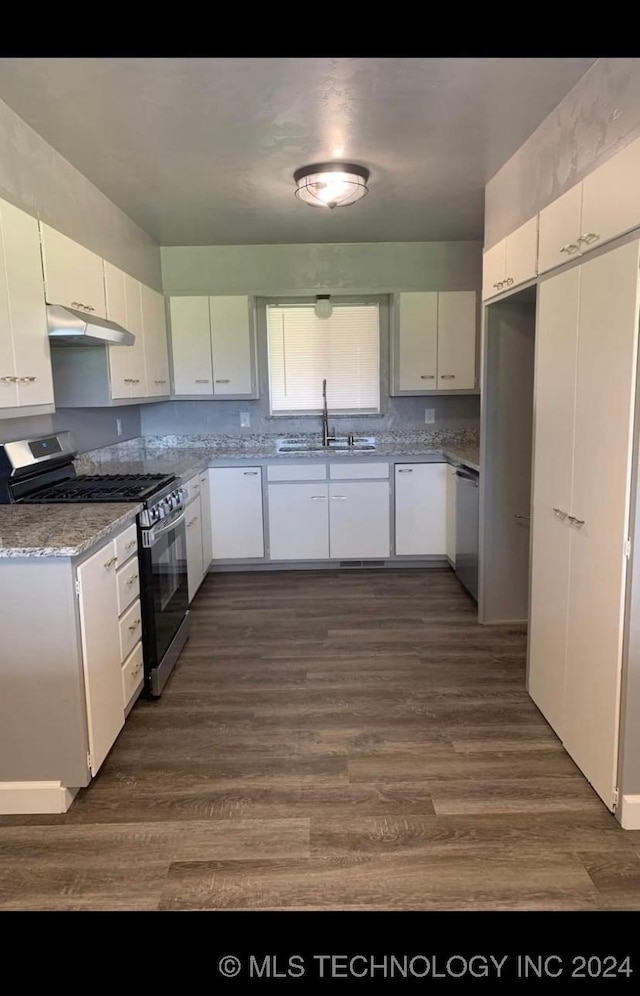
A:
[[395, 463, 447, 556], [186, 494, 204, 602], [329, 482, 390, 559], [446, 464, 457, 565], [199, 470, 213, 570], [209, 467, 264, 559], [269, 482, 330, 560]]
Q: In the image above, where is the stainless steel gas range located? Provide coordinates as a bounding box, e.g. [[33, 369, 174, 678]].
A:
[[0, 431, 189, 696]]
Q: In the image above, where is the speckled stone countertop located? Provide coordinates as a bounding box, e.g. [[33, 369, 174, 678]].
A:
[[0, 503, 141, 558], [74, 431, 480, 478]]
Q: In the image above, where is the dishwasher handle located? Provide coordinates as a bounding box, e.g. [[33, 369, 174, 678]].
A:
[[455, 468, 479, 487]]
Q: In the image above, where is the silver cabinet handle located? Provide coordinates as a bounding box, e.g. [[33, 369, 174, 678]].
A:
[[420, 375, 435, 380], [1, 376, 19, 382], [215, 379, 230, 383], [128, 618, 141, 631], [331, 495, 347, 500], [19, 376, 37, 382], [124, 378, 133, 383], [440, 374, 456, 380], [310, 495, 327, 500], [71, 301, 81, 307], [195, 379, 210, 383], [187, 516, 199, 527], [103, 556, 118, 569], [577, 233, 599, 245], [243, 471, 259, 476], [568, 516, 585, 528], [493, 282, 501, 289], [126, 573, 139, 586], [125, 540, 137, 551], [505, 277, 514, 286], [398, 469, 413, 473], [131, 661, 143, 677], [514, 514, 530, 520], [154, 379, 167, 384], [560, 243, 580, 255], [553, 507, 568, 520], [131, 379, 140, 384]]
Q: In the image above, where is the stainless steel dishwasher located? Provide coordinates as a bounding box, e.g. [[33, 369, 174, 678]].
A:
[[455, 466, 479, 601]]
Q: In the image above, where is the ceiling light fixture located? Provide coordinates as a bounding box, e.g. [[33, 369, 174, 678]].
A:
[[294, 162, 369, 210], [314, 295, 332, 319]]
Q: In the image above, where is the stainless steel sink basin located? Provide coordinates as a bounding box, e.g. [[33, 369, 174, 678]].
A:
[[277, 436, 376, 454]]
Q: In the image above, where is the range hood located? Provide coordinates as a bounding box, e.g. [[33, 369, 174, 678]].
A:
[[46, 304, 135, 346]]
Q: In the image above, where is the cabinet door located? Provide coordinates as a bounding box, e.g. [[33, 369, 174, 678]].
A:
[[210, 467, 264, 559], [329, 481, 390, 559], [397, 292, 438, 391], [564, 242, 640, 809], [76, 539, 124, 776], [528, 266, 580, 737], [581, 137, 640, 255], [169, 296, 213, 395], [185, 495, 204, 602], [446, 464, 457, 565], [105, 261, 133, 399], [437, 291, 476, 390], [124, 274, 146, 396], [141, 284, 170, 397], [505, 215, 538, 289], [209, 295, 254, 396], [199, 470, 213, 570], [395, 463, 447, 555], [481, 238, 506, 300], [0, 200, 54, 408], [268, 483, 329, 560], [0, 209, 17, 409], [40, 223, 106, 318], [538, 184, 582, 275]]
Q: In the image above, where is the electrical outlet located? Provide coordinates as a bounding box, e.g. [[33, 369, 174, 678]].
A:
[[424, 408, 436, 424], [240, 411, 251, 428], [116, 417, 123, 436]]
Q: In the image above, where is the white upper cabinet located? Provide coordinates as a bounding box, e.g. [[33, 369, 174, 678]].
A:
[[397, 292, 438, 391], [169, 296, 214, 395], [141, 283, 170, 397], [40, 223, 106, 319], [581, 137, 640, 253], [394, 291, 477, 394], [105, 261, 134, 400], [169, 295, 257, 398], [482, 216, 537, 300], [209, 295, 254, 396], [436, 291, 477, 390], [0, 198, 54, 411], [538, 185, 583, 274], [124, 274, 146, 396]]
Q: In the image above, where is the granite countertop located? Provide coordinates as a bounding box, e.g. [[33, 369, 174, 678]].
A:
[[441, 443, 480, 473], [0, 503, 141, 558]]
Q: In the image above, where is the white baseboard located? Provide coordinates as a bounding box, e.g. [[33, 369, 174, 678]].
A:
[[0, 781, 78, 814], [619, 794, 640, 830]]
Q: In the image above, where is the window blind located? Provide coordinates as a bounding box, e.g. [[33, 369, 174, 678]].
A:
[[267, 303, 380, 414]]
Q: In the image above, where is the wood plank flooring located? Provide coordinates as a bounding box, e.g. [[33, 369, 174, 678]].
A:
[[1, 567, 639, 911]]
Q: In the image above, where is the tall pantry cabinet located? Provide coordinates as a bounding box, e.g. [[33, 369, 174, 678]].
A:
[[528, 240, 640, 811]]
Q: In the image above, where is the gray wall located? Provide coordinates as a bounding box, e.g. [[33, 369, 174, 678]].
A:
[[485, 58, 640, 249], [0, 96, 161, 289], [146, 241, 482, 437], [0, 406, 141, 452]]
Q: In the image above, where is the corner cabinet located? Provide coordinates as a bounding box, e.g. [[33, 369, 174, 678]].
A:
[[391, 291, 477, 395], [0, 197, 55, 416], [394, 463, 447, 556], [169, 295, 259, 399]]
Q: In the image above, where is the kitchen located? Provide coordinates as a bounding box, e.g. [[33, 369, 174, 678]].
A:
[[1, 57, 640, 914]]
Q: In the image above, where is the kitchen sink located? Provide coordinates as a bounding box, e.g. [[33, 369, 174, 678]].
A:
[[277, 436, 376, 454]]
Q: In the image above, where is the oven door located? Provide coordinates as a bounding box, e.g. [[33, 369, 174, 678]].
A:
[[140, 507, 189, 695]]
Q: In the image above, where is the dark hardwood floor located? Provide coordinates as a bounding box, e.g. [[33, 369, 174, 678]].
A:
[[1, 567, 639, 911]]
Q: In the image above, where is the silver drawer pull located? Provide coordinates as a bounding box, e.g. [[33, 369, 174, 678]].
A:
[[420, 375, 435, 380], [195, 379, 210, 383], [131, 661, 143, 677], [103, 556, 118, 569], [577, 232, 599, 245], [128, 618, 141, 631], [440, 375, 456, 379], [126, 574, 139, 586], [398, 469, 413, 474], [568, 516, 585, 528], [553, 507, 568, 520], [331, 495, 347, 500], [215, 379, 230, 383], [125, 540, 137, 551], [310, 495, 327, 500], [243, 471, 259, 476]]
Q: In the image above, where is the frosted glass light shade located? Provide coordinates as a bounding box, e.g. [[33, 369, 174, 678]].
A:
[[294, 162, 369, 209]]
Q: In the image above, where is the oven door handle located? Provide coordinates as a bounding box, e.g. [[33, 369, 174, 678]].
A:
[[143, 508, 187, 547]]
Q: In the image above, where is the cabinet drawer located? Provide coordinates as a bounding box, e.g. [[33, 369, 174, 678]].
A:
[[121, 641, 144, 712], [115, 523, 138, 565], [183, 474, 202, 503], [329, 462, 389, 480], [267, 464, 326, 482], [119, 598, 142, 662], [116, 555, 140, 614]]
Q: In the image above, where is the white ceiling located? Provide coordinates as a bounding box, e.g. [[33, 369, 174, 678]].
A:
[[0, 57, 595, 246]]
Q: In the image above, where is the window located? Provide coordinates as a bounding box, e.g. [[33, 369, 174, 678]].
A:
[[267, 302, 380, 414]]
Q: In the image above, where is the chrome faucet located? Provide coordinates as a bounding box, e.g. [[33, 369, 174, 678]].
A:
[[321, 378, 335, 447]]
